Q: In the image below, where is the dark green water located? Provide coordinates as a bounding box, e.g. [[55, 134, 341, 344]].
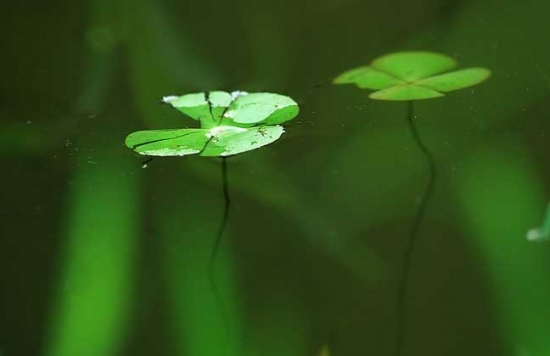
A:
[[2, 0, 550, 355]]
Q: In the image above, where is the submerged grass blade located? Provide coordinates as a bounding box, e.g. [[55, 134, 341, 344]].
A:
[[160, 182, 244, 356], [45, 148, 140, 356], [453, 142, 550, 354]]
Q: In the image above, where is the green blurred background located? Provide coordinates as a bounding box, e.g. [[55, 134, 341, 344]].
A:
[[1, 0, 550, 355]]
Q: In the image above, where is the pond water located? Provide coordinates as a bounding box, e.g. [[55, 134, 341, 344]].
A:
[[1, 0, 550, 355]]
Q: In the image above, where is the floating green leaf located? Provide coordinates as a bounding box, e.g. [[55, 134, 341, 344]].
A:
[[163, 93, 210, 121], [201, 125, 285, 157], [372, 51, 457, 81], [125, 128, 209, 156], [370, 84, 443, 101], [334, 51, 491, 101], [223, 93, 299, 125], [126, 91, 299, 157], [415, 68, 491, 92]]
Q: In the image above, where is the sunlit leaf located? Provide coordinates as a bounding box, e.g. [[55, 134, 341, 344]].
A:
[[125, 91, 298, 157], [201, 125, 285, 157], [207, 91, 233, 124], [125, 128, 208, 156], [207, 91, 233, 108], [223, 93, 299, 125], [334, 51, 491, 101], [163, 93, 211, 122]]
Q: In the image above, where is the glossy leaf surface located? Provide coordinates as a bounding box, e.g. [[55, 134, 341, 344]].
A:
[[223, 93, 299, 125], [126, 129, 209, 156], [201, 125, 285, 157]]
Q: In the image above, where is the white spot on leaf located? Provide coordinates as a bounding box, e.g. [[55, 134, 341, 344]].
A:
[[206, 125, 247, 138], [162, 96, 179, 103], [526, 228, 549, 242], [223, 110, 236, 118], [140, 148, 200, 156], [231, 90, 249, 100]]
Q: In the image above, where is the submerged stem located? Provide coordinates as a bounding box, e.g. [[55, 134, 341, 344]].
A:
[[208, 157, 231, 350], [394, 101, 436, 356]]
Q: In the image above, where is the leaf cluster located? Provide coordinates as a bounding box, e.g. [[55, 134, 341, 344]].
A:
[[125, 91, 299, 157]]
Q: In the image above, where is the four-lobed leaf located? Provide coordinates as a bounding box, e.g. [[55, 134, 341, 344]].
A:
[[334, 51, 491, 101], [125, 91, 299, 157]]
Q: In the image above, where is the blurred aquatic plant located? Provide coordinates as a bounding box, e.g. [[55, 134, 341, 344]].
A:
[[44, 38, 140, 356], [334, 51, 491, 356], [317, 345, 330, 356], [453, 142, 550, 356], [527, 202, 550, 242], [41, 0, 229, 355], [333, 51, 491, 101]]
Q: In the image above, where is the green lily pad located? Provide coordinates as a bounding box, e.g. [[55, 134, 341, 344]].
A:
[[162, 91, 236, 128], [334, 51, 491, 101], [223, 93, 299, 125], [125, 128, 209, 156], [125, 91, 299, 157], [163, 93, 210, 121], [207, 91, 233, 124], [201, 125, 285, 157]]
